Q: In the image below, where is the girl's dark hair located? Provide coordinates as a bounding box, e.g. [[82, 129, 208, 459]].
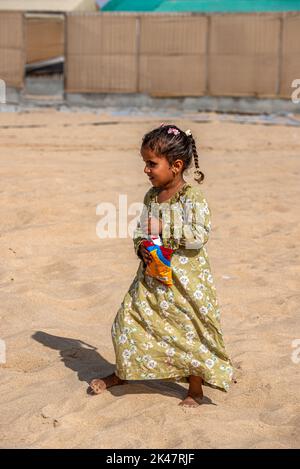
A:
[[141, 123, 204, 184]]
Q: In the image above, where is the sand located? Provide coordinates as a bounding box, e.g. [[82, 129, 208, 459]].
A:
[[0, 108, 299, 448]]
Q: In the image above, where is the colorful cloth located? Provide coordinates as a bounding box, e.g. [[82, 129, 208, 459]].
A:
[[142, 239, 174, 287], [111, 182, 234, 391]]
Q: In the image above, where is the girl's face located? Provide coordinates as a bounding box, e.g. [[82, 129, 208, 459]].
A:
[[141, 146, 181, 188]]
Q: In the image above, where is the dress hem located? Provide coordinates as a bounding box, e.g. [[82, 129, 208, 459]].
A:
[[115, 368, 230, 393]]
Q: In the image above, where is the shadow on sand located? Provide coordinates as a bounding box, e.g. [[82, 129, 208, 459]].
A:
[[32, 331, 215, 405]]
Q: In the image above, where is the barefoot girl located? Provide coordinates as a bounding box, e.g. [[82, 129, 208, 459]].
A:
[[89, 124, 233, 407]]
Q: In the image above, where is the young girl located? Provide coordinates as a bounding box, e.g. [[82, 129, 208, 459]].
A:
[[89, 123, 233, 407]]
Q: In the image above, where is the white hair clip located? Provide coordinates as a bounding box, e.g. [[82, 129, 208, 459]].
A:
[[185, 129, 192, 136]]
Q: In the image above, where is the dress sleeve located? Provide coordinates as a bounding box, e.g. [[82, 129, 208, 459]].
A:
[[133, 189, 152, 260], [160, 189, 212, 251]]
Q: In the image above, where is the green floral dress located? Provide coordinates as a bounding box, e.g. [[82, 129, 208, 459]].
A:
[[111, 182, 233, 392]]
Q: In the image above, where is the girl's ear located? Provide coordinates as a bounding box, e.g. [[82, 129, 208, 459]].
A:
[[173, 159, 184, 172]]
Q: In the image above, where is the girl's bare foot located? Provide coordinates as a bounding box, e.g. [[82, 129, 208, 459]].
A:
[[89, 372, 125, 394], [179, 375, 204, 407]]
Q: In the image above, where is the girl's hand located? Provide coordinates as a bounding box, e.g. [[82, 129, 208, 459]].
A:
[[138, 243, 152, 265]]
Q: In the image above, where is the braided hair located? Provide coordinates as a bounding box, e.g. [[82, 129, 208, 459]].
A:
[[141, 123, 204, 184]]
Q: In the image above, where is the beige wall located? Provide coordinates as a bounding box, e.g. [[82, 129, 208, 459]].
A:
[[26, 15, 65, 64], [0, 10, 298, 98], [138, 15, 208, 97], [0, 12, 25, 88], [280, 13, 300, 98], [208, 14, 281, 97], [66, 12, 298, 98], [66, 14, 138, 93]]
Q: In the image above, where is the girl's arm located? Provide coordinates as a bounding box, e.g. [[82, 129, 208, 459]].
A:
[[133, 190, 152, 260], [160, 190, 211, 251]]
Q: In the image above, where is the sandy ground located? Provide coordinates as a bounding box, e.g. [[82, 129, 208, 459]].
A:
[[0, 108, 299, 449]]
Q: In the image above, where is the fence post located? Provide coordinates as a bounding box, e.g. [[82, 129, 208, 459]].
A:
[[277, 13, 284, 97], [135, 14, 141, 94], [206, 14, 211, 96]]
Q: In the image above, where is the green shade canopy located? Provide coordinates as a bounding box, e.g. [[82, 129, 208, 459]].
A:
[[102, 0, 300, 13]]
